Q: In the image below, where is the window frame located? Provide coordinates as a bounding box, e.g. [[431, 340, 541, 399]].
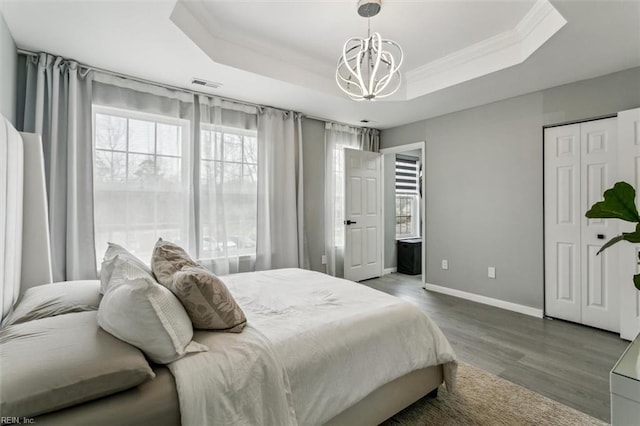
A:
[[394, 156, 420, 239], [91, 104, 191, 260]]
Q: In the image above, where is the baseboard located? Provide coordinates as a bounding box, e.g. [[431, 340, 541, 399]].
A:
[[423, 283, 543, 318], [383, 267, 397, 275]]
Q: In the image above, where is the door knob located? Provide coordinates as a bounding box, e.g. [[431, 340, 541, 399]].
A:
[[597, 234, 605, 240], [344, 220, 357, 225]]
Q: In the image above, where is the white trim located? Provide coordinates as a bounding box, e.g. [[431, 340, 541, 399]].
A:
[[380, 141, 426, 284], [423, 283, 544, 318], [405, 0, 566, 99], [383, 267, 397, 275], [379, 142, 424, 155]]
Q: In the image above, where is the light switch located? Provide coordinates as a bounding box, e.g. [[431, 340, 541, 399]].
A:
[[442, 259, 448, 270]]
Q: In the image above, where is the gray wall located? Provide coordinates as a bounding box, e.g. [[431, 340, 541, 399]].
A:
[[301, 117, 325, 273], [381, 67, 640, 310], [0, 9, 17, 125]]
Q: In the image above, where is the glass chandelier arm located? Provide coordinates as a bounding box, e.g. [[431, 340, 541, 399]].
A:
[[373, 72, 401, 99], [367, 32, 383, 97], [342, 38, 368, 90], [373, 52, 395, 94]]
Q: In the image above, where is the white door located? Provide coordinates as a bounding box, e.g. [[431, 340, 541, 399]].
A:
[[545, 124, 582, 323], [544, 118, 620, 333], [617, 108, 640, 340], [580, 118, 619, 332], [344, 148, 382, 282]]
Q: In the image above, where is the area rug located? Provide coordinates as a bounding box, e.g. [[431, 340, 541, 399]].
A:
[[383, 362, 606, 426]]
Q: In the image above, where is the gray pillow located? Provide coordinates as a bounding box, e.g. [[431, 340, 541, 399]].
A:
[[100, 242, 152, 294], [170, 266, 247, 332], [3, 280, 101, 326], [151, 238, 199, 286], [0, 311, 155, 418]]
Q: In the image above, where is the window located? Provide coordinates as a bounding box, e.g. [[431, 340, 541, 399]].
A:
[[395, 155, 420, 238], [93, 106, 190, 261], [199, 126, 258, 259]]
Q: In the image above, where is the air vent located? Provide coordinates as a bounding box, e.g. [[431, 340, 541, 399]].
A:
[[191, 78, 222, 89]]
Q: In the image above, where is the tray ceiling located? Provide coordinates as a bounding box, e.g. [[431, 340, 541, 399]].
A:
[[2, 0, 639, 128]]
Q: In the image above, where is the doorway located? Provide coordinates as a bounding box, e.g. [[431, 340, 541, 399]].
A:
[[380, 142, 426, 283]]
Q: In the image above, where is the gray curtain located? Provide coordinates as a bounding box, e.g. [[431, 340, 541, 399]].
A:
[[360, 127, 380, 152], [22, 53, 97, 281], [256, 109, 308, 270]]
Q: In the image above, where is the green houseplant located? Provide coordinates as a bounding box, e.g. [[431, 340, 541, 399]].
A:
[[585, 181, 640, 290]]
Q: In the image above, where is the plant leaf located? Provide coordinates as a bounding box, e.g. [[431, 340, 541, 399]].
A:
[[635, 274, 640, 291], [596, 235, 625, 254], [625, 230, 640, 244], [596, 230, 640, 254], [585, 182, 640, 222]]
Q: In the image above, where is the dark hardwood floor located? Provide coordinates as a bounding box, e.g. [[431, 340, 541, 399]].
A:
[[361, 273, 629, 423]]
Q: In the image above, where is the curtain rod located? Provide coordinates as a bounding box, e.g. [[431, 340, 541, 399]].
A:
[[17, 48, 375, 131], [17, 48, 268, 110]]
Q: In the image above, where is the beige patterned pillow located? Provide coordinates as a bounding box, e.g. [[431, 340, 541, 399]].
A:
[[170, 266, 247, 332], [151, 238, 199, 286]]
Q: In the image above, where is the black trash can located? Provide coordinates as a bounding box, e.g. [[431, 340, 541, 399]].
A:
[[397, 238, 422, 275]]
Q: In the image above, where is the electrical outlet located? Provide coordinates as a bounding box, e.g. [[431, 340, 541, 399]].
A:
[[321, 255, 327, 265], [441, 259, 448, 270], [488, 267, 496, 279]]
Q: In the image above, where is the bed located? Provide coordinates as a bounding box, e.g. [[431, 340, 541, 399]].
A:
[[0, 114, 456, 425], [6, 269, 456, 426]]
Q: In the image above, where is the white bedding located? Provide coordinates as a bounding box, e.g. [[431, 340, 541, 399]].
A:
[[169, 268, 457, 426]]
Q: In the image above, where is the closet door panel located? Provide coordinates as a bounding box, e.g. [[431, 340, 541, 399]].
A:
[[545, 124, 582, 323], [580, 118, 619, 332]]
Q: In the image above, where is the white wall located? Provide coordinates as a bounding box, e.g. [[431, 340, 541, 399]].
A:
[[380, 67, 640, 310], [0, 8, 17, 125]]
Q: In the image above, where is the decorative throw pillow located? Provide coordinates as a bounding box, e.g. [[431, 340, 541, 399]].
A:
[[100, 242, 152, 294], [3, 280, 101, 326], [98, 255, 208, 364], [170, 266, 247, 332], [151, 238, 199, 286], [0, 311, 155, 419]]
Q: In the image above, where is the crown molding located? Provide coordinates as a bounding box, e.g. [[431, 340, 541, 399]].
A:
[[405, 0, 566, 99], [171, 0, 336, 94]]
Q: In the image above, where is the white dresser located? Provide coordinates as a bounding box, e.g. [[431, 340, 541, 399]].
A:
[[610, 333, 640, 425]]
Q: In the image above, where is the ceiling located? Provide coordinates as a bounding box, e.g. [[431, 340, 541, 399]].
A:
[[2, 0, 639, 129]]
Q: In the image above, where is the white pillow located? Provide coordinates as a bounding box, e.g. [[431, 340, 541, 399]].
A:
[[100, 242, 152, 294], [3, 280, 101, 326], [97, 256, 207, 364]]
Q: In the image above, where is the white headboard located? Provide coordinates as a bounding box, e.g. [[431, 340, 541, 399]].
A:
[[0, 114, 53, 322], [1, 114, 24, 321], [20, 132, 53, 292]]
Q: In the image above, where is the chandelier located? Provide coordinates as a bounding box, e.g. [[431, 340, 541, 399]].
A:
[[336, 0, 403, 101]]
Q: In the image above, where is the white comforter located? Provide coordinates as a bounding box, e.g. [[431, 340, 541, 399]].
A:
[[169, 268, 457, 426]]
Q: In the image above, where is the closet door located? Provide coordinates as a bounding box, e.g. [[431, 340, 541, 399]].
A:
[[580, 118, 619, 332], [545, 124, 582, 323], [545, 118, 620, 333], [618, 108, 640, 340]]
